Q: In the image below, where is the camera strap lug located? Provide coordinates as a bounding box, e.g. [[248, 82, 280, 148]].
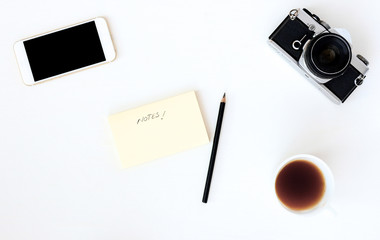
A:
[[289, 9, 299, 20], [355, 75, 365, 86]]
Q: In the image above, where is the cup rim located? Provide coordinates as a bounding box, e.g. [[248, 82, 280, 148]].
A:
[[274, 154, 334, 214]]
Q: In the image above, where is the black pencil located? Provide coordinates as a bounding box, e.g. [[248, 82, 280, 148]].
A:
[[202, 93, 226, 203]]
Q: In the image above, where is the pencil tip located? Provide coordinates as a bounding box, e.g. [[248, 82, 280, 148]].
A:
[[223, 93, 225, 98]]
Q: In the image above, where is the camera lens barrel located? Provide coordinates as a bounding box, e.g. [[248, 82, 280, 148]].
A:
[[305, 33, 352, 79]]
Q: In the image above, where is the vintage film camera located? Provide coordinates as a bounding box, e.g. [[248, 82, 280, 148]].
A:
[[268, 8, 369, 103]]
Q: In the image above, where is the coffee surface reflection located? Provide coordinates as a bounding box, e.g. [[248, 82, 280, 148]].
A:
[[275, 160, 325, 211]]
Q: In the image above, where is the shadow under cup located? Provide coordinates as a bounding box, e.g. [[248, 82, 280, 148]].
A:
[[275, 155, 334, 213]]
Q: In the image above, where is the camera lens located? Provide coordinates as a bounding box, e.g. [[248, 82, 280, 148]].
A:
[[305, 33, 351, 78]]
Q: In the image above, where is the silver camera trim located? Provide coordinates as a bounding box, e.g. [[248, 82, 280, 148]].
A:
[[268, 40, 342, 104]]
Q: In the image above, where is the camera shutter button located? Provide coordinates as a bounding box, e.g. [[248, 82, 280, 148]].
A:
[[355, 77, 365, 86]]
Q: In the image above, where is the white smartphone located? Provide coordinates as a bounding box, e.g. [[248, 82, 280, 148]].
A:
[[14, 17, 116, 85]]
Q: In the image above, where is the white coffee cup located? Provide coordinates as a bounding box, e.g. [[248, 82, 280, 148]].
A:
[[274, 154, 334, 213]]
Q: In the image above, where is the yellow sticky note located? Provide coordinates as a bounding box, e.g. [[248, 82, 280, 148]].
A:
[[109, 91, 209, 168]]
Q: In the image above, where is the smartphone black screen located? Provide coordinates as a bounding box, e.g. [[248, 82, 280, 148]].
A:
[[23, 21, 106, 81]]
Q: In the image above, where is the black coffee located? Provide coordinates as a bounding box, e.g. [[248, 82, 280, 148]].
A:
[[275, 160, 325, 211]]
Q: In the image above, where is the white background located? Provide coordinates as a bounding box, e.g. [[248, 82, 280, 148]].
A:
[[1, 0, 380, 239]]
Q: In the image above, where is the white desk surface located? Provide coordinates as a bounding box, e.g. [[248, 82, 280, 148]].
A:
[[1, 0, 380, 239]]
